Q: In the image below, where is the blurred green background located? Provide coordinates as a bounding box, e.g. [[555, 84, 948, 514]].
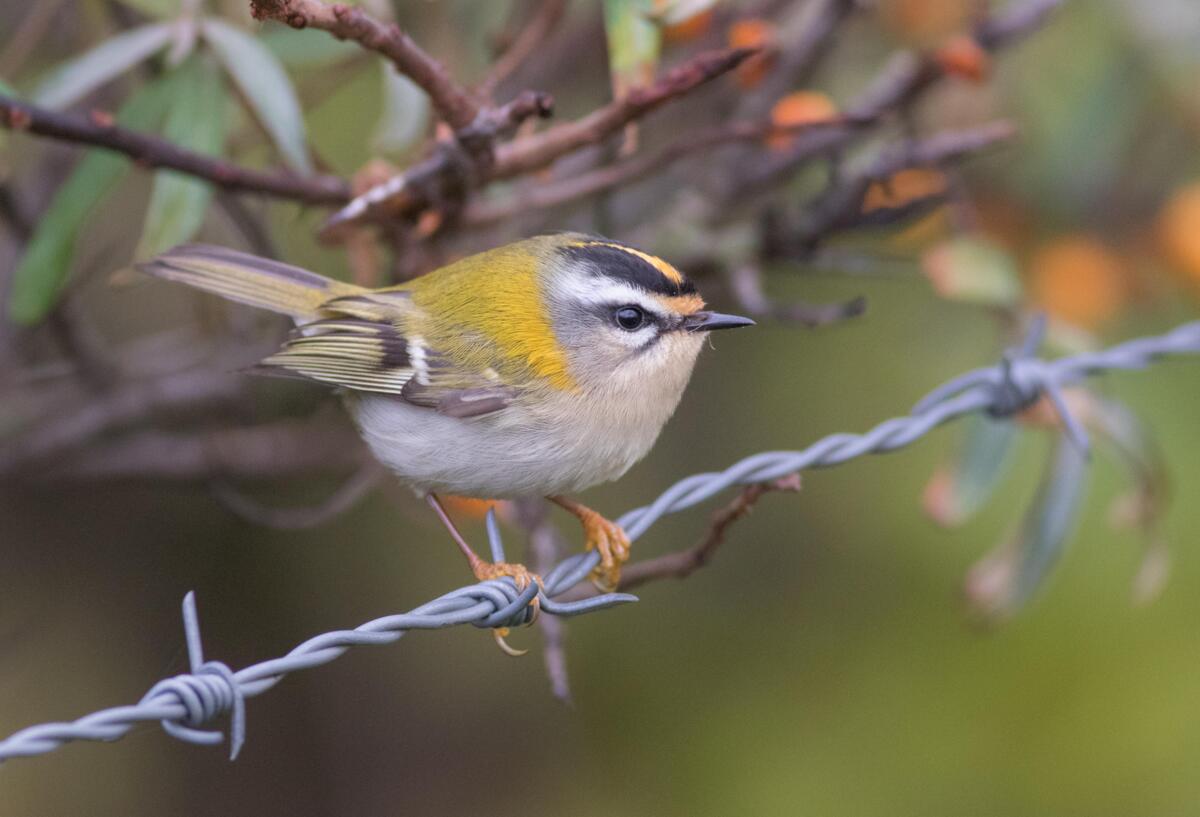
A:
[[2, 1, 1200, 815]]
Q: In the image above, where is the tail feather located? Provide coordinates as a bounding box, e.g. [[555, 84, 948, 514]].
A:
[[138, 244, 363, 321]]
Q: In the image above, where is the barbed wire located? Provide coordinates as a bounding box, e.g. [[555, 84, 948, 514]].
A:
[[1, 316, 1197, 764]]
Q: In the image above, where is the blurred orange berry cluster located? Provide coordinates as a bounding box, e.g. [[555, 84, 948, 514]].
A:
[[1159, 182, 1200, 287], [1027, 236, 1126, 329], [767, 91, 838, 150], [727, 18, 777, 88]]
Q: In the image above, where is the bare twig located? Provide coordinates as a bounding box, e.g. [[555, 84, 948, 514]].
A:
[[724, 0, 1062, 205], [250, 0, 481, 129], [727, 264, 866, 328], [321, 47, 756, 235], [618, 474, 802, 590], [37, 421, 368, 481], [211, 461, 384, 529], [0, 95, 351, 205], [775, 121, 1016, 254], [463, 118, 851, 226], [0, 371, 247, 476], [516, 497, 573, 702], [478, 0, 567, 99], [492, 48, 757, 179]]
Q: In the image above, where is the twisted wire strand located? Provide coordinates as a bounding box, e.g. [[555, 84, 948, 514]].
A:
[[1, 318, 1197, 764]]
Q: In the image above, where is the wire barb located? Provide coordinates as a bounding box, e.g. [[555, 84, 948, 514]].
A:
[[1, 318, 1197, 765]]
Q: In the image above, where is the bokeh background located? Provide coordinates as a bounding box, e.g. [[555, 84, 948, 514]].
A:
[[2, 1, 1200, 815]]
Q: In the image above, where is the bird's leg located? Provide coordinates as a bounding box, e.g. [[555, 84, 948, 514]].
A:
[[425, 494, 541, 658], [548, 495, 631, 592], [426, 493, 543, 593]]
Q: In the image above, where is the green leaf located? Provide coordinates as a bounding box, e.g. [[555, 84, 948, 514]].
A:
[[113, 0, 181, 19], [921, 236, 1022, 306], [372, 63, 430, 157], [603, 0, 661, 96], [261, 25, 362, 69], [965, 434, 1090, 621], [9, 79, 173, 325], [649, 0, 721, 26], [923, 415, 1017, 527], [201, 19, 312, 174], [33, 23, 173, 109], [0, 78, 17, 97], [137, 59, 227, 258]]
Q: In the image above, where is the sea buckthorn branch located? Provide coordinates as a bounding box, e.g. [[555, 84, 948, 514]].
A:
[[2, 316, 1197, 765], [0, 94, 351, 205], [319, 46, 757, 237], [249, 0, 482, 130]]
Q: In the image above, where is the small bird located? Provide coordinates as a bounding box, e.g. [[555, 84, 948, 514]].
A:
[[139, 233, 752, 598]]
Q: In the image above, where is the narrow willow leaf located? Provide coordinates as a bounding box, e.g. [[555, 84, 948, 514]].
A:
[[923, 415, 1017, 527], [201, 19, 312, 173], [650, 0, 721, 26], [921, 236, 1022, 306], [137, 59, 226, 258], [372, 63, 430, 157], [1085, 397, 1171, 603], [603, 0, 661, 96], [33, 23, 173, 109], [0, 78, 15, 156], [261, 25, 361, 69], [9, 80, 172, 325], [114, 0, 181, 19], [964, 434, 1089, 621]]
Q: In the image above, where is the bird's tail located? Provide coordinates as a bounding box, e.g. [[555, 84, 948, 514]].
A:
[[138, 244, 364, 321]]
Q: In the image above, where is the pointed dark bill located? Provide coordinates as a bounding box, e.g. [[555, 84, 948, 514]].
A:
[[684, 311, 756, 332]]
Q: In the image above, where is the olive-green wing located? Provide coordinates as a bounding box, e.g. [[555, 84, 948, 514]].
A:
[[256, 293, 515, 417]]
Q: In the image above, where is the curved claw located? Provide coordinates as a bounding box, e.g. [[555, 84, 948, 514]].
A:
[[492, 627, 528, 657]]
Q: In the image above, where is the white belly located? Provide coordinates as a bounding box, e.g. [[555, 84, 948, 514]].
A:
[[347, 391, 668, 498]]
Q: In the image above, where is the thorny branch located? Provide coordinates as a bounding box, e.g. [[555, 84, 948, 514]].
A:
[[0, 95, 351, 205], [321, 47, 756, 236], [250, 0, 482, 130], [617, 474, 802, 591]]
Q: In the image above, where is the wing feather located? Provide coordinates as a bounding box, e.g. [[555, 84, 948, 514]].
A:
[[249, 292, 519, 417]]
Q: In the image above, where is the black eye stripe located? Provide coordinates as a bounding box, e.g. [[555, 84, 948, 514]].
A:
[[559, 243, 696, 297]]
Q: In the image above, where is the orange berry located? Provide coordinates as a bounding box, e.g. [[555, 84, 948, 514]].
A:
[[1028, 236, 1127, 328], [1158, 182, 1200, 285], [727, 18, 776, 88], [934, 34, 990, 83], [879, 0, 973, 47], [767, 91, 838, 151], [663, 9, 714, 44], [862, 168, 947, 212]]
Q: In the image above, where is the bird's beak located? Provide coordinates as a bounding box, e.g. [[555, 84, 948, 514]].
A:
[[684, 311, 756, 332]]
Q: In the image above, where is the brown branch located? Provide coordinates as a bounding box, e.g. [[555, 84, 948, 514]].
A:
[[0, 370, 248, 476], [492, 48, 758, 180], [618, 474, 802, 591], [736, 0, 860, 121], [319, 47, 757, 236], [478, 0, 567, 99], [35, 422, 368, 481], [726, 264, 866, 328], [250, 0, 482, 130], [462, 118, 852, 226], [0, 95, 351, 205], [516, 497, 573, 703], [211, 460, 384, 528], [774, 120, 1016, 255], [724, 0, 1063, 206]]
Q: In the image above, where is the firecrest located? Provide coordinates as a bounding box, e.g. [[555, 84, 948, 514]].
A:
[[139, 233, 753, 597]]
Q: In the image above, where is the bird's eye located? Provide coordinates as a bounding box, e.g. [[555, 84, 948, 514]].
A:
[[614, 305, 646, 331]]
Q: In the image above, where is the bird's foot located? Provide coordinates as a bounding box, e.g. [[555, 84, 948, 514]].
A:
[[473, 561, 543, 656]]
